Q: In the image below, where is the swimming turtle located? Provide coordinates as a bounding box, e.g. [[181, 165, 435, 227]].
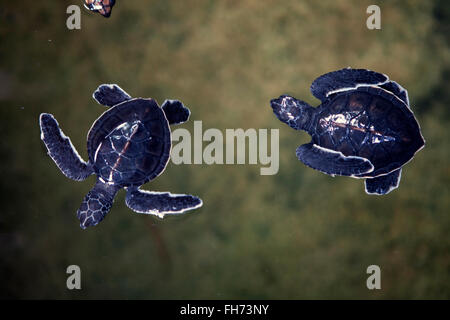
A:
[[84, 0, 115, 18], [270, 68, 425, 195], [40, 84, 202, 229]]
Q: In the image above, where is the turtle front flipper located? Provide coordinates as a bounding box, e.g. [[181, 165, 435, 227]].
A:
[[93, 84, 131, 107], [39, 113, 93, 181], [77, 180, 120, 229], [310, 68, 388, 101], [365, 168, 402, 195], [161, 100, 191, 125], [125, 187, 202, 218], [296, 142, 374, 177]]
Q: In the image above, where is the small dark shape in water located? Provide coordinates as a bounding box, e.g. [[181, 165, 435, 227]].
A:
[[84, 0, 116, 18], [270, 68, 425, 195]]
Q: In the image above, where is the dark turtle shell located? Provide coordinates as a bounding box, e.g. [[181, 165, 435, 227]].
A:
[[311, 86, 424, 177], [87, 98, 171, 187]]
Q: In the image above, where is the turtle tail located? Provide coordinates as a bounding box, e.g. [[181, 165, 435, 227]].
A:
[[77, 180, 119, 229]]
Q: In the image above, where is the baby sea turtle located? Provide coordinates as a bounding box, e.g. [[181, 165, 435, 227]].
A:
[[40, 84, 202, 229], [84, 0, 115, 18], [271, 68, 425, 195]]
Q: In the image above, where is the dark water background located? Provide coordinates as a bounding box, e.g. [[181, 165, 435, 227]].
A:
[[0, 0, 449, 299]]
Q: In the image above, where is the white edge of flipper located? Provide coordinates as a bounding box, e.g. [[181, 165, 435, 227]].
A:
[[126, 188, 203, 219], [365, 169, 402, 195], [311, 144, 374, 179], [39, 113, 90, 181]]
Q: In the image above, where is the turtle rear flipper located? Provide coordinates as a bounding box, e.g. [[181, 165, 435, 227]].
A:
[[296, 142, 374, 177], [93, 84, 131, 107], [379, 81, 410, 106], [40, 113, 93, 181], [365, 168, 402, 195], [77, 180, 119, 229], [310, 68, 388, 101], [125, 187, 202, 218], [161, 100, 191, 125]]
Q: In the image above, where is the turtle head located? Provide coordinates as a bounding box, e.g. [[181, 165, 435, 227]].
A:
[[270, 95, 314, 132], [77, 181, 119, 229]]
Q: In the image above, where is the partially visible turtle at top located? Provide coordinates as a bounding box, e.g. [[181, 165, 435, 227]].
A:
[[271, 68, 425, 195], [84, 0, 115, 18], [40, 84, 202, 229]]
